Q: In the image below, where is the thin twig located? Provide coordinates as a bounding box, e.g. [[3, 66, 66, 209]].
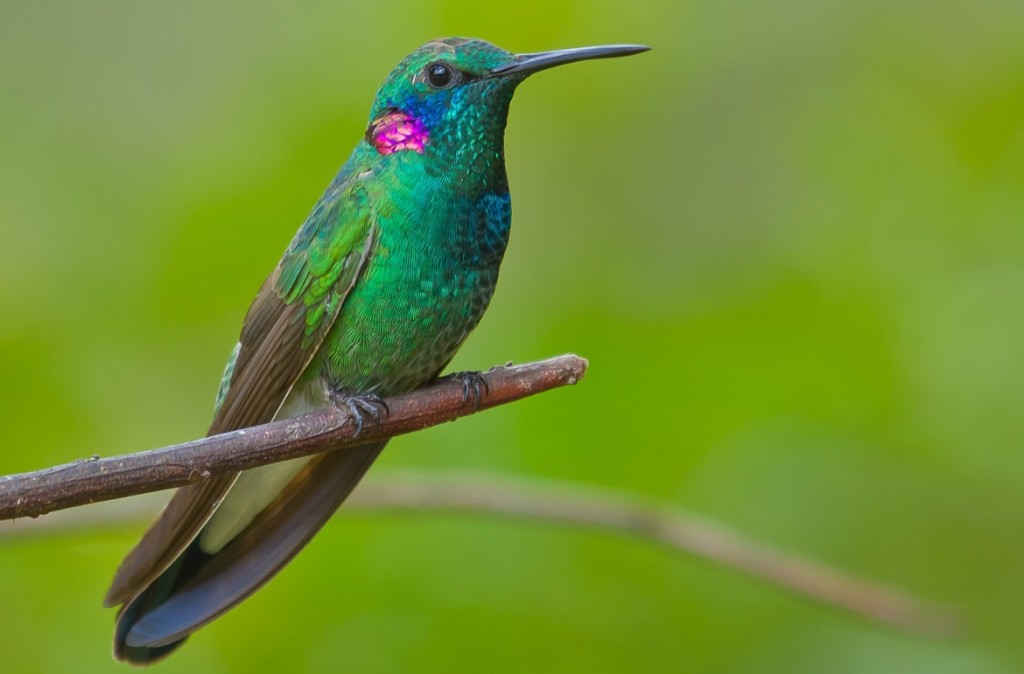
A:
[[0, 470, 959, 638], [0, 351, 960, 638], [0, 355, 587, 520], [348, 472, 961, 638]]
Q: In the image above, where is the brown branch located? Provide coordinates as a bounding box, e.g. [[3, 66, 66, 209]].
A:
[[347, 472, 961, 638], [0, 470, 960, 638], [0, 355, 587, 520], [0, 351, 960, 638]]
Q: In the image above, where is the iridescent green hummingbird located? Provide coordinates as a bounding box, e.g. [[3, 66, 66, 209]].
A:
[[104, 37, 648, 664]]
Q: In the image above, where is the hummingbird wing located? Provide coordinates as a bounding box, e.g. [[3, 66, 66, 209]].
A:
[[105, 175, 378, 609], [116, 442, 385, 654]]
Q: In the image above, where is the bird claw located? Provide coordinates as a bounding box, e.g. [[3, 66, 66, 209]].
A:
[[329, 389, 390, 438], [446, 370, 489, 411]]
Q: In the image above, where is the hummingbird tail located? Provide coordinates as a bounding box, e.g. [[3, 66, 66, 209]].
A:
[[112, 441, 387, 664], [112, 553, 197, 664]]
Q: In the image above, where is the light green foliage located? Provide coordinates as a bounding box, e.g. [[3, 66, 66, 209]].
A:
[[1, 1, 1022, 672]]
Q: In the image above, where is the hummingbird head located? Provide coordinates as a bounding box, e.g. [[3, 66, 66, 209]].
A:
[[365, 38, 648, 160]]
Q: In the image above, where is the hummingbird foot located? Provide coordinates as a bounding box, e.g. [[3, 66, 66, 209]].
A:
[[443, 370, 490, 411], [329, 389, 390, 438]]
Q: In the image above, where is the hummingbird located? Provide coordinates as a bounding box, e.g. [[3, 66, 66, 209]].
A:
[[104, 37, 648, 664]]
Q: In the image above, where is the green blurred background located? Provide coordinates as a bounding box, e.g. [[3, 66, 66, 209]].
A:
[[2, 1, 1023, 672]]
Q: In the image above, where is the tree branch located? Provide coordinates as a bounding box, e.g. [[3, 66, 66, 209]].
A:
[[0, 471, 959, 638], [0, 352, 960, 638], [0, 355, 587, 520], [346, 472, 960, 638]]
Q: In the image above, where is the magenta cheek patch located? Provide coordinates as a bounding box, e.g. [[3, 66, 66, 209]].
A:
[[370, 111, 429, 156]]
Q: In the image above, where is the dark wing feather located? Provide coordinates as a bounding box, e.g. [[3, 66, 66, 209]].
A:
[[122, 441, 386, 649], [105, 177, 377, 608]]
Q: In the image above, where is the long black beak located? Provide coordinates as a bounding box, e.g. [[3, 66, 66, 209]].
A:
[[489, 44, 650, 77]]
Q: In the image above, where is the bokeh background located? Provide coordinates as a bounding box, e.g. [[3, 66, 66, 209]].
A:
[[2, 1, 1023, 672]]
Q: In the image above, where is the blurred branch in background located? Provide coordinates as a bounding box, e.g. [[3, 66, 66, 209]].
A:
[[0, 354, 958, 639], [347, 472, 960, 639]]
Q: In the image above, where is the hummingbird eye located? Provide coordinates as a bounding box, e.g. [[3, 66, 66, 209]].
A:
[[425, 62, 456, 89]]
